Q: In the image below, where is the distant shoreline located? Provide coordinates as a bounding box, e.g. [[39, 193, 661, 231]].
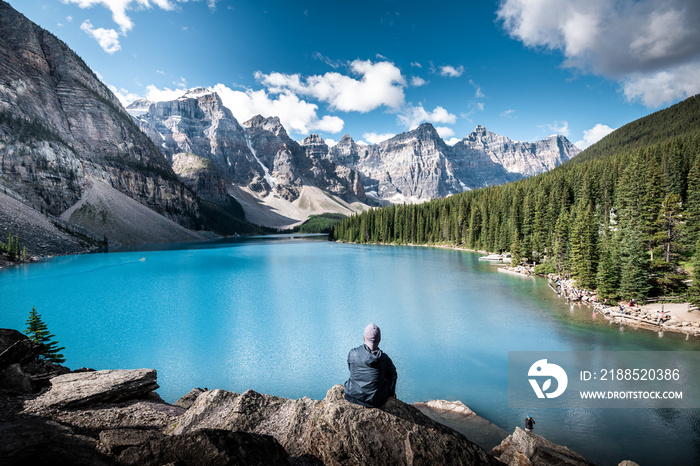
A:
[[334, 239, 700, 339]]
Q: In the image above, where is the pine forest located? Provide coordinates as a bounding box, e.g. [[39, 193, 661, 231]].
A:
[[332, 95, 700, 304]]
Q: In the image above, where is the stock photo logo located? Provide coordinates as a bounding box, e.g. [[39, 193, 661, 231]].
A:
[[528, 359, 568, 399]]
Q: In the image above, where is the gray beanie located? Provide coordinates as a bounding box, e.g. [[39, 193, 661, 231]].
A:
[[364, 323, 381, 351]]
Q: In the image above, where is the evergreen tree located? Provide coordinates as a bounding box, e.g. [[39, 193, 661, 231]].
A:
[[597, 232, 621, 301], [619, 226, 651, 301], [651, 192, 686, 295], [569, 201, 598, 289], [552, 209, 570, 273], [510, 228, 522, 265], [24, 306, 65, 363], [654, 192, 685, 264], [686, 156, 700, 248], [690, 239, 700, 308], [642, 157, 664, 259]]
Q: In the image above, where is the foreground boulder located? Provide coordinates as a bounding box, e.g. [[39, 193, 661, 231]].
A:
[[172, 384, 500, 465], [0, 329, 70, 393], [118, 429, 292, 466], [0, 329, 42, 371], [413, 399, 509, 450], [491, 427, 592, 466], [0, 417, 112, 466], [24, 368, 159, 411]]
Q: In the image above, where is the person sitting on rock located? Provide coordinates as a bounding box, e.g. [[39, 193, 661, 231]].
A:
[[344, 323, 397, 408], [525, 415, 535, 432]]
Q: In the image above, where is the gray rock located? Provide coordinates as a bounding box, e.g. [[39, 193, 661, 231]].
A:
[[413, 399, 509, 450], [0, 417, 112, 466], [173, 384, 500, 465], [118, 429, 292, 466], [618, 461, 640, 466], [23, 368, 159, 411], [24, 359, 71, 390], [0, 329, 42, 371], [98, 428, 164, 455], [491, 426, 593, 466], [47, 400, 184, 433], [174, 387, 206, 409], [0, 364, 32, 393], [0, 329, 71, 393]]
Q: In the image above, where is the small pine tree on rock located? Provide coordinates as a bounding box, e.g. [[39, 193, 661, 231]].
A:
[[24, 306, 66, 363]]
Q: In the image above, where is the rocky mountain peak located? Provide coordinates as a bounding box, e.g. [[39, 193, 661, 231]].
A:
[[411, 122, 441, 140], [243, 114, 288, 138], [125, 99, 153, 116], [181, 87, 213, 100], [301, 133, 327, 147], [465, 125, 497, 143]]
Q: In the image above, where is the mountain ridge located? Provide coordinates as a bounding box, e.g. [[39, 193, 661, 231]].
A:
[[129, 88, 579, 212]]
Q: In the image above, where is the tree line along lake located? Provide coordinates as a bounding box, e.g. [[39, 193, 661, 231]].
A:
[[1, 235, 699, 465]]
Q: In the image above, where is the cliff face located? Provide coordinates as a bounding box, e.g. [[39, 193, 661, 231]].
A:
[[0, 1, 204, 251], [130, 93, 367, 228]]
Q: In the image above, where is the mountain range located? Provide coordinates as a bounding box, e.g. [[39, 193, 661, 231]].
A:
[[0, 0, 579, 254], [128, 89, 579, 227]]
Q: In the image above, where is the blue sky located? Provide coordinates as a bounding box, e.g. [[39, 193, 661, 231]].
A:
[[12, 1, 700, 148]]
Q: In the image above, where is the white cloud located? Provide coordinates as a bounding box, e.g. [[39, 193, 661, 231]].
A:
[[574, 123, 616, 150], [411, 62, 422, 68], [80, 20, 120, 54], [411, 76, 428, 87], [497, 0, 700, 107], [435, 126, 455, 138], [66, 0, 177, 34], [145, 85, 186, 101], [324, 138, 338, 147], [469, 79, 485, 98], [445, 137, 461, 146], [461, 102, 485, 121], [541, 120, 570, 137], [622, 61, 700, 107], [500, 109, 516, 117], [212, 84, 344, 135], [108, 85, 141, 105], [312, 52, 342, 69], [440, 65, 464, 78], [256, 60, 406, 112], [206, 0, 219, 12], [362, 132, 395, 144], [397, 104, 457, 130], [313, 115, 345, 133], [66, 16, 73, 21]]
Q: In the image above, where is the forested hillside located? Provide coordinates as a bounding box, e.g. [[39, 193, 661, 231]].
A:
[[332, 95, 700, 303]]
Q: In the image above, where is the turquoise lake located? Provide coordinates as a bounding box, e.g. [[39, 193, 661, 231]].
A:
[[1, 235, 699, 465]]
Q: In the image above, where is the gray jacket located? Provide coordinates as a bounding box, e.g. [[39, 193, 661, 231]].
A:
[[344, 344, 397, 407]]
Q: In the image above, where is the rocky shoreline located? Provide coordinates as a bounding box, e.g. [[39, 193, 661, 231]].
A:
[[497, 265, 700, 337], [0, 328, 604, 466]]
